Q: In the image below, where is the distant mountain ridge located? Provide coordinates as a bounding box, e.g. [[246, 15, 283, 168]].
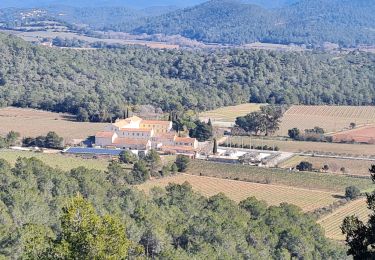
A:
[[127, 0, 375, 47], [0, 0, 374, 47], [0, 0, 299, 9]]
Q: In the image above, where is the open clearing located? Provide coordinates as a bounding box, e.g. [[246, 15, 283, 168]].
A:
[[279, 155, 374, 177], [228, 136, 375, 157], [277, 105, 375, 136], [188, 160, 373, 193], [0, 150, 109, 171], [332, 125, 375, 144], [199, 103, 262, 127], [317, 198, 371, 240], [138, 174, 339, 212], [0, 107, 106, 143]]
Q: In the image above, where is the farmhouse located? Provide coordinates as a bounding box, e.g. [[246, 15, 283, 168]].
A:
[[95, 116, 198, 155]]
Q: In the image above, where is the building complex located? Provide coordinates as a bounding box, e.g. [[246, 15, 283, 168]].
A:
[[95, 116, 198, 155]]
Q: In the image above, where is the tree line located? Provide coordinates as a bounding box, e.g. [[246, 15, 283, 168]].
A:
[[0, 33, 374, 122]]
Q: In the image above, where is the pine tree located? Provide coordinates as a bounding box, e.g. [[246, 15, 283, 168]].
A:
[[342, 165, 375, 259]]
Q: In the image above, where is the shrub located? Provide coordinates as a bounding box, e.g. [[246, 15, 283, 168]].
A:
[[175, 155, 190, 172], [296, 161, 313, 172], [345, 186, 361, 200]]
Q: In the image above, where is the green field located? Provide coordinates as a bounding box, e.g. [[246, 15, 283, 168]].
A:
[[0, 150, 109, 171], [189, 160, 373, 193]]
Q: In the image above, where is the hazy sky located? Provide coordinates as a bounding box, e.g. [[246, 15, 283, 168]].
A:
[[0, 0, 207, 8]]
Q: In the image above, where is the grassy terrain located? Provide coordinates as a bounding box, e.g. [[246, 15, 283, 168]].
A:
[[199, 103, 262, 127], [279, 155, 374, 177], [0, 107, 106, 143], [0, 150, 109, 171], [317, 198, 371, 240], [228, 136, 375, 157], [138, 174, 339, 212], [277, 105, 375, 136], [188, 160, 373, 193]]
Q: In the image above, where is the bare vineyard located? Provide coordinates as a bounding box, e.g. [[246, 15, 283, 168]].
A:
[[0, 107, 106, 142], [138, 174, 340, 212], [317, 198, 371, 240], [278, 105, 375, 136]]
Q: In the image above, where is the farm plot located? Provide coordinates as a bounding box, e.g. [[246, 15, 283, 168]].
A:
[[0, 107, 106, 143], [228, 136, 375, 157], [199, 103, 262, 127], [317, 198, 371, 240], [138, 174, 339, 212], [332, 125, 375, 144], [0, 150, 109, 171], [279, 155, 374, 177], [277, 105, 375, 136], [188, 160, 373, 193]]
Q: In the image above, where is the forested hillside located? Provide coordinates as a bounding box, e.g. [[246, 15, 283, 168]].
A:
[[129, 0, 375, 47], [0, 34, 374, 122], [0, 157, 346, 258]]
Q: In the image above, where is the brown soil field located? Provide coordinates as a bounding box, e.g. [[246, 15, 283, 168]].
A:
[[279, 155, 374, 177], [229, 136, 375, 157], [0, 107, 106, 143], [277, 105, 375, 136], [332, 125, 375, 144], [317, 198, 371, 240], [138, 174, 340, 212]]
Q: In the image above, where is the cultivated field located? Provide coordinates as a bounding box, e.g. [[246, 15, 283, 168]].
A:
[[332, 125, 375, 144], [317, 198, 371, 240], [227, 136, 375, 157], [138, 174, 339, 212], [277, 105, 375, 136], [0, 150, 109, 171], [279, 155, 374, 177], [1, 29, 180, 49], [199, 103, 262, 127], [188, 160, 373, 193], [0, 107, 106, 143]]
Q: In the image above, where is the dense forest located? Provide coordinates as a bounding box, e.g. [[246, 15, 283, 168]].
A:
[[129, 0, 375, 47], [0, 157, 346, 258], [1, 0, 374, 47], [0, 34, 374, 122]]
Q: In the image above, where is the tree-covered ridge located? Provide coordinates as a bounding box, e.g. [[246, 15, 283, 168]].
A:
[[0, 33, 374, 122], [129, 0, 375, 47], [0, 157, 346, 258]]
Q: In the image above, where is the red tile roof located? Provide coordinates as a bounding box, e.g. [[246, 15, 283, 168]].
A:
[[142, 120, 171, 126], [175, 136, 196, 143], [95, 131, 114, 138]]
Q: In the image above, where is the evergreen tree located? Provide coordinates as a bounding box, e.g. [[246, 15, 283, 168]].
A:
[[342, 165, 375, 259], [213, 138, 218, 155]]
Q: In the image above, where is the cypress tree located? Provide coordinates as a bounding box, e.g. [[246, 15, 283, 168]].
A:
[[213, 138, 218, 154]]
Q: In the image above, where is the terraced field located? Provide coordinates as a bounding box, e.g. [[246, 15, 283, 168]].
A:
[[138, 174, 339, 212], [278, 105, 375, 136], [318, 198, 371, 240]]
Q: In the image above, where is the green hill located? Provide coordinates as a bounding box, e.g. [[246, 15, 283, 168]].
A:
[[128, 0, 375, 47], [0, 33, 374, 122]]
